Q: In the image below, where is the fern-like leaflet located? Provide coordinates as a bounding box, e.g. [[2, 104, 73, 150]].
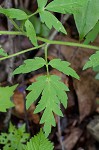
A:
[[13, 57, 79, 135], [83, 51, 99, 70], [0, 47, 8, 57], [0, 85, 18, 112], [26, 75, 69, 135], [26, 129, 54, 150], [0, 123, 29, 150]]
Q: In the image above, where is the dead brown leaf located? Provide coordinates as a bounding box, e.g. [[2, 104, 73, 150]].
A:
[[63, 128, 83, 150], [12, 90, 40, 124]]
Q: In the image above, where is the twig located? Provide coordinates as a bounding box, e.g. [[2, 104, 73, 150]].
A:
[[23, 88, 30, 132], [0, 44, 45, 61], [19, 0, 24, 9], [5, 0, 14, 84], [14, 0, 18, 8], [4, 0, 14, 128], [57, 116, 65, 150], [24, 0, 30, 9], [57, 15, 66, 149]]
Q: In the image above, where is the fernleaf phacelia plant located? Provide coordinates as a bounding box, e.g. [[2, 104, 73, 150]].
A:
[[0, 0, 99, 138], [83, 51, 99, 80], [49, 59, 79, 79], [25, 20, 38, 46], [0, 85, 18, 112], [83, 51, 99, 70], [37, 0, 67, 34], [13, 55, 78, 135], [0, 8, 28, 20], [84, 21, 99, 44], [74, 0, 99, 38], [0, 47, 8, 57], [26, 129, 54, 150], [39, 10, 67, 34], [0, 123, 29, 150], [13, 57, 46, 74], [45, 0, 82, 14]]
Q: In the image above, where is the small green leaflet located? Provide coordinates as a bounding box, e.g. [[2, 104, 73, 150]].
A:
[[92, 66, 99, 80], [29, 15, 50, 37], [0, 8, 28, 20], [46, 0, 82, 14], [49, 59, 79, 79], [83, 51, 99, 70], [84, 21, 99, 44], [13, 57, 46, 75], [39, 11, 66, 34], [93, 65, 99, 72], [26, 76, 47, 109], [0, 84, 17, 112], [26, 129, 54, 150], [0, 123, 29, 150], [37, 0, 48, 8], [95, 73, 99, 80], [26, 75, 69, 135], [25, 20, 38, 46], [0, 47, 8, 57], [74, 0, 99, 38]]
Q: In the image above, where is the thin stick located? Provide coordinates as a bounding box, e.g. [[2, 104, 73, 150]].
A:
[[0, 44, 45, 61], [24, 0, 30, 9], [57, 116, 65, 150], [4, 0, 14, 128], [0, 31, 99, 50]]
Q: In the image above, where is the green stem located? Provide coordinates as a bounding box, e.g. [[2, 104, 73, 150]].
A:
[[0, 31, 25, 35], [0, 44, 45, 61], [28, 9, 39, 18], [0, 31, 99, 51], [10, 18, 26, 34], [37, 37, 99, 51], [9, 18, 21, 31], [45, 44, 49, 76]]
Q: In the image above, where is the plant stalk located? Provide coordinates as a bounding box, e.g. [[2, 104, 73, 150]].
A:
[[37, 36, 99, 51], [0, 31, 25, 35], [9, 18, 21, 31], [45, 44, 49, 76], [28, 9, 39, 18], [0, 31, 99, 50], [0, 44, 45, 61]]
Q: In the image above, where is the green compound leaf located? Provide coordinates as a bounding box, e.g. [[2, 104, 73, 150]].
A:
[[84, 21, 99, 44], [26, 129, 54, 150], [39, 10, 66, 34], [25, 20, 38, 46], [0, 123, 29, 150], [0, 47, 8, 57], [46, 0, 82, 14], [26, 75, 69, 135], [83, 51, 99, 70], [13, 57, 46, 75], [37, 0, 48, 8], [49, 59, 79, 79], [0, 8, 28, 20], [0, 84, 17, 112], [74, 0, 99, 38]]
